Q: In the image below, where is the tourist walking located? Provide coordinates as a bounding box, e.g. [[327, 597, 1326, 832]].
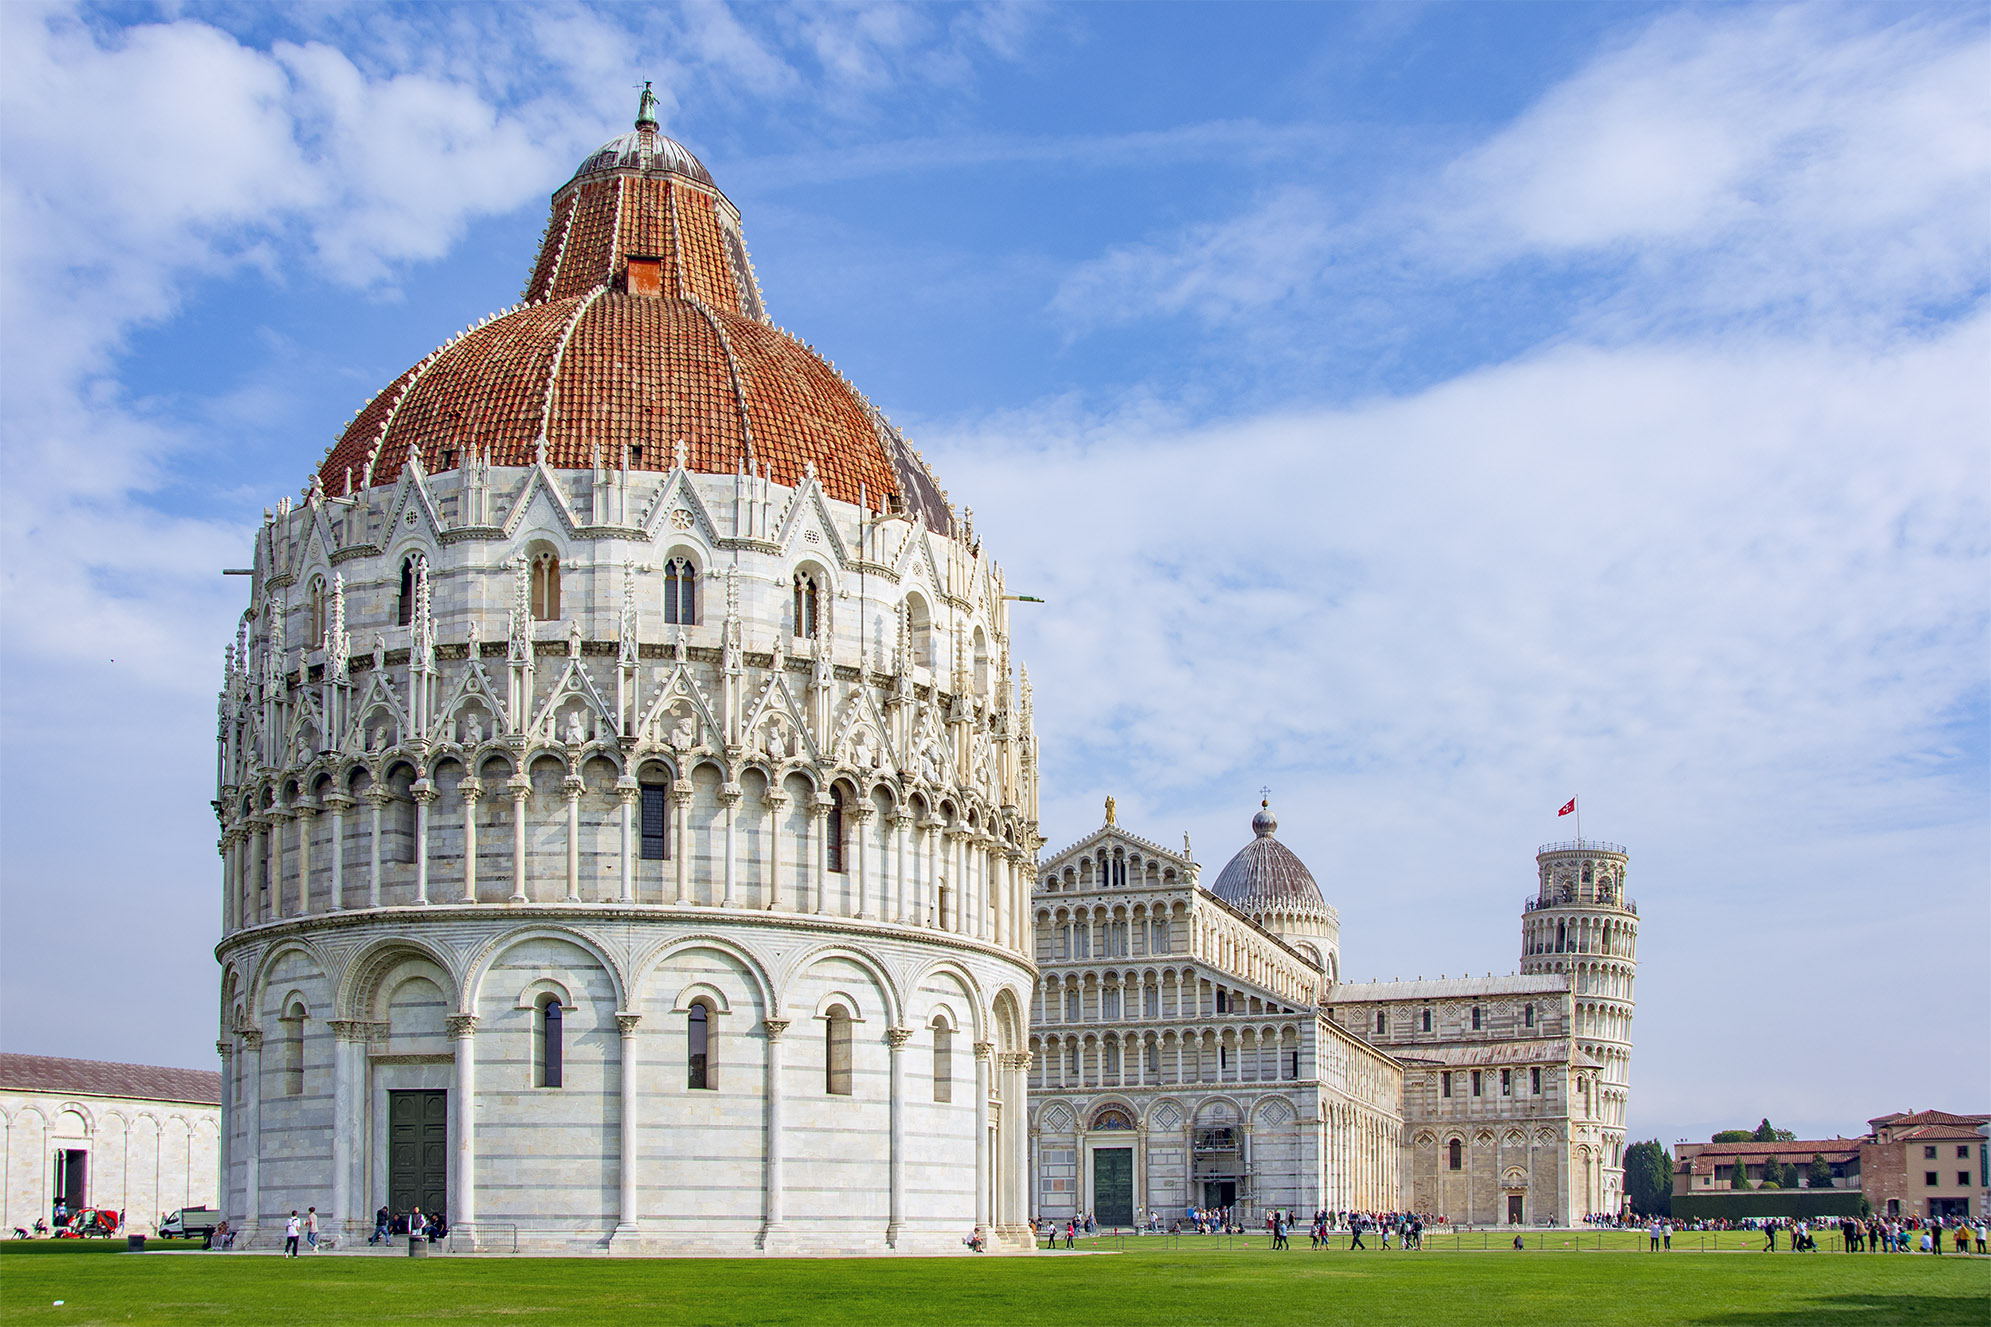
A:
[[283, 1211, 301, 1258], [305, 1207, 319, 1252]]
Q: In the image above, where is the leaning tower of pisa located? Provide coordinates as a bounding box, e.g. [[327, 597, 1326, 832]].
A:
[[1520, 839, 1637, 1216]]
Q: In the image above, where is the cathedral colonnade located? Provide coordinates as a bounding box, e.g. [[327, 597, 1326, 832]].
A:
[[217, 918, 1031, 1253]]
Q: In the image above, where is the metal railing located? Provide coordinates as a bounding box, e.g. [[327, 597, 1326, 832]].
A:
[[446, 1222, 517, 1254], [1523, 893, 1638, 916], [1536, 840, 1627, 856]]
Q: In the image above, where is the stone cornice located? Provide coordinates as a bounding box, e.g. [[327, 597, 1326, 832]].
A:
[[215, 900, 1042, 975]]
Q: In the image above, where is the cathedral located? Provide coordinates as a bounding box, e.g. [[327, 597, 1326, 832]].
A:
[[210, 94, 1637, 1253], [1026, 806, 1637, 1226]]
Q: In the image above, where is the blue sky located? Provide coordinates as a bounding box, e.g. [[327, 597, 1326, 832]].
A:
[[2, 1, 1985, 1150]]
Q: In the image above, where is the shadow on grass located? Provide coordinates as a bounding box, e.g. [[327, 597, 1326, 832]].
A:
[[1691, 1293, 1990, 1326]]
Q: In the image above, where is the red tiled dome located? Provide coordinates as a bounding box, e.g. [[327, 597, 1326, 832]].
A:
[[320, 110, 951, 532]]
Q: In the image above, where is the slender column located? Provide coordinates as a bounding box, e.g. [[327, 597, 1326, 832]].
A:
[[762, 1018, 790, 1244], [325, 794, 351, 910], [250, 819, 269, 921], [979, 840, 992, 941], [973, 1041, 993, 1227], [447, 1015, 478, 1240], [509, 778, 530, 904], [991, 849, 1006, 948], [563, 775, 583, 903], [852, 806, 874, 918], [886, 1026, 911, 1246], [413, 782, 435, 905], [240, 1027, 264, 1237], [614, 1013, 641, 1242], [809, 802, 830, 913], [364, 788, 387, 908], [923, 822, 939, 926], [214, 1040, 234, 1223], [893, 813, 911, 923], [720, 784, 740, 907], [220, 832, 238, 934], [294, 805, 315, 914], [459, 780, 481, 903], [763, 792, 787, 910], [269, 809, 289, 919], [671, 785, 693, 904], [617, 782, 638, 903], [328, 1020, 364, 1237]]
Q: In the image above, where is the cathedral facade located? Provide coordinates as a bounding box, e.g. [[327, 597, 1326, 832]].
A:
[[1028, 810, 1637, 1226], [213, 94, 1039, 1254]]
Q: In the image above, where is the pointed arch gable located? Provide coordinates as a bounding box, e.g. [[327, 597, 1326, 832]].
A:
[[638, 467, 724, 545], [496, 464, 584, 539]]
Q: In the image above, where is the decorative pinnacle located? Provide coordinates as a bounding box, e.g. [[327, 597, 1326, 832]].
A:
[[635, 81, 660, 131]]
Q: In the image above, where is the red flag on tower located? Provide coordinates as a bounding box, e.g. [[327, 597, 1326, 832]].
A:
[[1557, 798, 1576, 817]]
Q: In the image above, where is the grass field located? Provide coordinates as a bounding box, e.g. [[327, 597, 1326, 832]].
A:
[[2, 1234, 1984, 1326]]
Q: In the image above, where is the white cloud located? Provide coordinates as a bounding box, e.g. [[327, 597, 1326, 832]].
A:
[[0, 2, 1050, 1066], [1053, 5, 1991, 340], [927, 314, 1988, 1143]]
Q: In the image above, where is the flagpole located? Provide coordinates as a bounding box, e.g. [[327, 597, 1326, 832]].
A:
[[1575, 795, 1581, 847]]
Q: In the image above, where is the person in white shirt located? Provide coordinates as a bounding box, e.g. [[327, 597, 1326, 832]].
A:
[[283, 1211, 301, 1258]]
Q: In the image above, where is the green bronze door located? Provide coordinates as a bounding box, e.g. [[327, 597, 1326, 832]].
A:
[[1093, 1147, 1133, 1227], [387, 1090, 449, 1220]]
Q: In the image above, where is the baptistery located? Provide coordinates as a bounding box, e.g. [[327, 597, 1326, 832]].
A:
[[213, 90, 1041, 1254]]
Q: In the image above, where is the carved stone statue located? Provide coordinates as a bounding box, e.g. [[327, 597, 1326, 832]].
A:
[[668, 714, 697, 753], [852, 731, 877, 771], [1105, 795, 1116, 826], [461, 711, 484, 747], [564, 709, 588, 748]]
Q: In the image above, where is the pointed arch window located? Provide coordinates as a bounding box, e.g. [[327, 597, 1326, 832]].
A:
[[906, 595, 932, 669], [930, 1018, 953, 1103], [687, 1001, 713, 1090], [664, 557, 697, 626], [793, 571, 820, 638], [397, 558, 417, 627], [640, 780, 671, 860], [824, 1004, 852, 1095], [531, 551, 561, 621], [307, 577, 327, 648], [826, 786, 846, 874], [536, 994, 564, 1088]]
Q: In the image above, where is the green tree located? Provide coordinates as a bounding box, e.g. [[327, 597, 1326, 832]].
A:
[[1624, 1140, 1673, 1216], [1807, 1155, 1835, 1190], [1751, 1118, 1777, 1142], [1712, 1129, 1753, 1143], [1730, 1159, 1752, 1191]]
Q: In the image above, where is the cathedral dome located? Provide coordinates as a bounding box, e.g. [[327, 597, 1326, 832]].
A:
[[317, 94, 951, 533], [1211, 801, 1331, 919]]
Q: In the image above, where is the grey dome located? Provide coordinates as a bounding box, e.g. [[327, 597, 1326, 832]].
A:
[[1211, 802, 1330, 918], [570, 128, 714, 187]]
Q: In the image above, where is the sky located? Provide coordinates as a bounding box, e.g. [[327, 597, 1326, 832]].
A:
[[1, 1, 1985, 1152]]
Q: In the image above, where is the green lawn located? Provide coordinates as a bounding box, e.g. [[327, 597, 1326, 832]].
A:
[[2, 1235, 1984, 1326]]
